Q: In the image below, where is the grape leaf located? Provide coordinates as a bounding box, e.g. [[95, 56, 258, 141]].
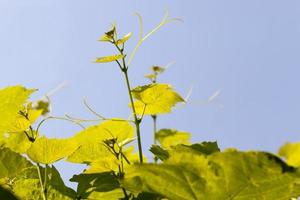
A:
[[71, 119, 134, 146], [150, 145, 169, 161], [95, 54, 125, 63], [2, 131, 36, 153], [0, 86, 34, 135], [98, 24, 116, 42], [116, 32, 132, 45], [70, 172, 124, 199], [123, 150, 300, 200], [27, 137, 78, 164], [131, 84, 184, 115], [155, 129, 191, 148], [12, 165, 76, 200], [279, 142, 300, 167], [0, 148, 32, 179]]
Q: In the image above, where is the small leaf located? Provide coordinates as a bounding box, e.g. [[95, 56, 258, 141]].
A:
[[95, 54, 125, 63], [27, 137, 78, 164], [151, 66, 165, 74], [131, 84, 184, 115], [99, 24, 116, 42], [156, 129, 191, 148], [149, 145, 169, 161], [116, 32, 132, 45]]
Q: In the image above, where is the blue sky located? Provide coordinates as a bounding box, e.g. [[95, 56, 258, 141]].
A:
[[1, 0, 300, 188]]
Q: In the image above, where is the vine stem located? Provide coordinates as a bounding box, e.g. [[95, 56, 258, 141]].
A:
[[123, 69, 143, 163], [152, 115, 158, 163], [36, 164, 47, 200]]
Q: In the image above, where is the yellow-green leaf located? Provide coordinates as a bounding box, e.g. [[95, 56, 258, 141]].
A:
[[0, 86, 35, 135], [279, 142, 300, 167], [131, 84, 184, 115], [98, 24, 116, 42], [95, 54, 125, 63], [116, 32, 132, 45], [27, 137, 78, 164], [67, 143, 112, 164], [71, 119, 134, 146], [156, 129, 191, 148]]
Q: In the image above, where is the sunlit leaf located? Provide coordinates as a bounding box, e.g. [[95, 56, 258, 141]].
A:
[[131, 84, 184, 115], [3, 131, 37, 153], [123, 150, 300, 200], [116, 32, 132, 45], [71, 119, 134, 146], [279, 142, 300, 167], [0, 86, 35, 135], [66, 143, 113, 164], [98, 24, 116, 42], [12, 166, 76, 200], [27, 137, 78, 164], [95, 54, 125, 63], [155, 129, 190, 148]]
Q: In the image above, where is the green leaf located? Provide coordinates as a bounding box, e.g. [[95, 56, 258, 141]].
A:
[[33, 100, 50, 115], [279, 142, 300, 167], [27, 136, 78, 164], [95, 54, 125, 63], [12, 165, 76, 200], [70, 172, 124, 199], [0, 185, 19, 200], [123, 150, 300, 200], [149, 145, 169, 161], [171, 141, 220, 156], [155, 129, 191, 148], [116, 32, 132, 45], [0, 148, 32, 179], [131, 84, 184, 115], [0, 86, 35, 135]]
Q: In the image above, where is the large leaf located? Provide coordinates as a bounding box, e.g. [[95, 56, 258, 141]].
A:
[[131, 84, 184, 115], [155, 129, 191, 148], [71, 119, 134, 146], [0, 86, 34, 135], [27, 136, 78, 164], [0, 148, 32, 179], [67, 120, 135, 173], [12, 165, 76, 200], [123, 150, 300, 200], [279, 142, 300, 167]]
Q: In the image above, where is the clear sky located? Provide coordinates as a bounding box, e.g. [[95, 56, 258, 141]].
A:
[[1, 0, 300, 188]]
